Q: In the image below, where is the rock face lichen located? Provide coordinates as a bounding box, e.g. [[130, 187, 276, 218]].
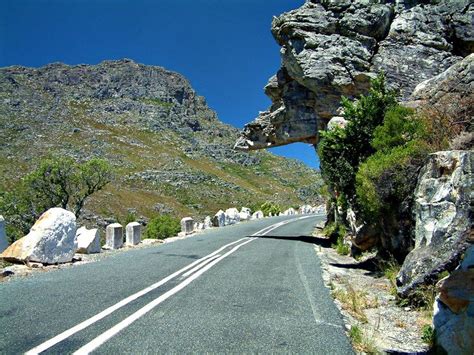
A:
[[235, 0, 473, 151], [397, 150, 473, 297]]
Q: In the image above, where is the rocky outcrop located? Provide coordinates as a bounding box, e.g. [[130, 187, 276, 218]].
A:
[[212, 210, 226, 227], [239, 207, 251, 221], [0, 208, 77, 264], [433, 245, 474, 354], [75, 226, 100, 254], [225, 208, 240, 225], [0, 215, 7, 253], [397, 151, 473, 297], [410, 53, 474, 127], [235, 0, 472, 151]]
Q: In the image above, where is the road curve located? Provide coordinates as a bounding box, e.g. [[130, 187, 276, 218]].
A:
[[0, 215, 353, 354]]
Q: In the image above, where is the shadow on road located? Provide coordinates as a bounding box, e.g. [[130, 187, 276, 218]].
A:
[[254, 235, 332, 247]]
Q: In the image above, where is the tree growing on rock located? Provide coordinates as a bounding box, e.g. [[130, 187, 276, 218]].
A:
[[0, 157, 112, 242]]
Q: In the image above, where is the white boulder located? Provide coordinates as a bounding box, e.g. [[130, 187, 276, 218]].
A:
[[251, 210, 264, 220], [0, 215, 7, 253], [126, 222, 141, 246], [239, 207, 251, 221], [203, 216, 212, 229], [283, 208, 296, 216], [299, 205, 312, 214], [0, 208, 77, 264], [105, 223, 123, 249], [180, 217, 194, 235], [212, 210, 226, 227], [75, 226, 101, 254], [225, 208, 240, 225]]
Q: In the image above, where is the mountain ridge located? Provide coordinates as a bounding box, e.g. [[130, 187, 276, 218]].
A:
[[0, 59, 323, 228]]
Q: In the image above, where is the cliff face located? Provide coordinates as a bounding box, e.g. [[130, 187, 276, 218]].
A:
[[235, 0, 473, 151], [0, 60, 323, 226]]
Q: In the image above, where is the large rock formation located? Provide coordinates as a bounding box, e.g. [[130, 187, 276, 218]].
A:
[[433, 245, 474, 354], [0, 208, 77, 264], [397, 151, 473, 297], [235, 0, 472, 151]]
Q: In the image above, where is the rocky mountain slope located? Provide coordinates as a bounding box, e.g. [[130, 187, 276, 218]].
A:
[[0, 59, 323, 226]]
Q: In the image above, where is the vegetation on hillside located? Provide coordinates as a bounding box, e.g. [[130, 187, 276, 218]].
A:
[[318, 73, 468, 257], [0, 157, 111, 242]]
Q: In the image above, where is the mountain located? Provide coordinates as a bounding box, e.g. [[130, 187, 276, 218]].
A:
[[0, 59, 323, 227]]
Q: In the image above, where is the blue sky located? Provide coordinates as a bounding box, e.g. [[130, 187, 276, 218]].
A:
[[0, 0, 319, 168]]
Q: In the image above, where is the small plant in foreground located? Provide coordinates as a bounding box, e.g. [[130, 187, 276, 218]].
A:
[[332, 284, 378, 323], [349, 325, 378, 354], [332, 235, 350, 255], [421, 324, 435, 347]]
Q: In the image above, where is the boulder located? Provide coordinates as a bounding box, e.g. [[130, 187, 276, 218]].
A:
[[212, 210, 226, 227], [235, 1, 471, 151], [283, 208, 296, 216], [203, 216, 212, 229], [0, 215, 7, 253], [105, 223, 123, 250], [180, 217, 194, 235], [433, 245, 474, 354], [225, 208, 240, 225], [251, 210, 264, 220], [239, 207, 252, 221], [126, 222, 141, 246], [299, 205, 312, 214], [397, 151, 473, 297], [0, 208, 77, 264], [75, 226, 101, 254]]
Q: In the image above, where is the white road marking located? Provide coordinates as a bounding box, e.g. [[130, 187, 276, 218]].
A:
[[181, 254, 221, 278], [26, 216, 317, 354], [25, 237, 249, 355], [72, 238, 257, 355]]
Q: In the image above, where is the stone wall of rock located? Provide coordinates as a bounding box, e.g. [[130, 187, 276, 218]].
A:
[[433, 245, 474, 353], [235, 0, 472, 151], [397, 150, 473, 297]]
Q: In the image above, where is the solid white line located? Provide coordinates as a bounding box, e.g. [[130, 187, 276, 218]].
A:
[[181, 254, 221, 278], [25, 237, 249, 355], [26, 216, 318, 354], [73, 238, 257, 355]]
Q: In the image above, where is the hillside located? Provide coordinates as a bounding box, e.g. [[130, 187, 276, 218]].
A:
[[0, 59, 323, 227]]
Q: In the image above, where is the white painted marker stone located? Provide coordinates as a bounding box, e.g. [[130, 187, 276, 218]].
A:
[[0, 215, 7, 253], [180, 217, 194, 235], [126, 222, 141, 246], [106, 223, 123, 249]]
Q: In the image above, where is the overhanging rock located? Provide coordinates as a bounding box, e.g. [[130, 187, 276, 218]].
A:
[[235, 0, 472, 151]]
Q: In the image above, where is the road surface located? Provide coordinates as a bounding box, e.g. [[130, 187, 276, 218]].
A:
[[0, 215, 353, 354]]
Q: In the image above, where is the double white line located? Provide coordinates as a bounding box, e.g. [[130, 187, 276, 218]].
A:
[[26, 216, 314, 354]]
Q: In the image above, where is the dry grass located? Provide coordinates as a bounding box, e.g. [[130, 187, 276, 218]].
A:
[[332, 284, 379, 323]]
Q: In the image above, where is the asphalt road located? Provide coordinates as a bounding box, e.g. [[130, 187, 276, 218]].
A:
[[0, 215, 353, 354]]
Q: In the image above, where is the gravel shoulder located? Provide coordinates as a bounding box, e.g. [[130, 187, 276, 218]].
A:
[[312, 229, 430, 354]]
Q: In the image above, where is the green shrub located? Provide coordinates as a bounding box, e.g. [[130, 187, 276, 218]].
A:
[[143, 215, 180, 240], [333, 234, 350, 255], [421, 325, 435, 346], [355, 141, 430, 221], [371, 106, 426, 152], [0, 157, 112, 243], [318, 73, 397, 210], [260, 202, 281, 217]]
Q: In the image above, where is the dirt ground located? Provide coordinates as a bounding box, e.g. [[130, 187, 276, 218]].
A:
[[312, 230, 431, 354]]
